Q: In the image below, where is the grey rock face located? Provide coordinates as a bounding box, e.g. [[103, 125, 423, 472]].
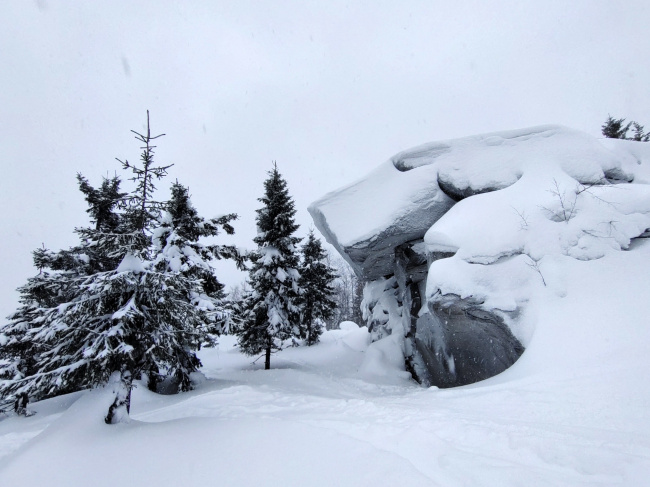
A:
[[603, 167, 634, 183], [394, 247, 524, 388], [413, 298, 524, 388], [346, 200, 450, 281], [436, 174, 515, 202], [361, 262, 524, 389], [309, 176, 454, 281]]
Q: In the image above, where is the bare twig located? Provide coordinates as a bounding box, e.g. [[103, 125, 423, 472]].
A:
[[525, 255, 546, 287], [541, 178, 578, 223], [511, 207, 529, 230]]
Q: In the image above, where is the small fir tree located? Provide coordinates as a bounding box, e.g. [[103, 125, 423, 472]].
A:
[[631, 122, 650, 142], [237, 163, 302, 369], [602, 115, 631, 139], [224, 281, 251, 336], [601, 115, 649, 142], [298, 231, 337, 345], [325, 255, 360, 329]]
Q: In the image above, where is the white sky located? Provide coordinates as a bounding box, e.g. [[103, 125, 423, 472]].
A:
[[1, 0, 649, 318]]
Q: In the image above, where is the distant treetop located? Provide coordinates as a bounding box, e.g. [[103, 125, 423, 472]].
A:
[[602, 115, 649, 141]]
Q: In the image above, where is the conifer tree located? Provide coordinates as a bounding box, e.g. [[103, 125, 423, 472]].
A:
[[224, 281, 251, 336], [118, 111, 172, 238], [0, 175, 127, 393], [601, 115, 649, 142], [0, 114, 241, 422], [153, 182, 245, 353], [298, 231, 337, 345], [237, 163, 302, 369], [631, 122, 650, 142], [602, 115, 631, 139]]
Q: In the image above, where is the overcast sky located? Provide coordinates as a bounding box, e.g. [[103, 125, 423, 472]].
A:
[[1, 0, 649, 317]]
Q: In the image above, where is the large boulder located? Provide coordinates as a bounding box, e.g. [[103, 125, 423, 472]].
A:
[[309, 125, 650, 387]]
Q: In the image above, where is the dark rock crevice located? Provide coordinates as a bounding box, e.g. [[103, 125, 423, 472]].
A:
[[394, 242, 524, 387], [437, 173, 520, 202], [413, 301, 524, 388]]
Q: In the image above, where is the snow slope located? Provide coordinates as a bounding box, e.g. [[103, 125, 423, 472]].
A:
[[1, 239, 650, 486]]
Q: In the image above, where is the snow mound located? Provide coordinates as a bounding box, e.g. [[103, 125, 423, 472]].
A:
[[599, 136, 650, 183], [358, 332, 412, 382], [400, 125, 629, 197], [340, 326, 371, 352], [424, 147, 650, 315], [339, 321, 359, 331]]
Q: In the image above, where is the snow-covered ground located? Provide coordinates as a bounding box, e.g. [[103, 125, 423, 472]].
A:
[[1, 237, 649, 486]]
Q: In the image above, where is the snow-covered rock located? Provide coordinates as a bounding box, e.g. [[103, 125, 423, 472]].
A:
[[309, 125, 636, 281], [310, 125, 650, 387], [308, 154, 454, 280]]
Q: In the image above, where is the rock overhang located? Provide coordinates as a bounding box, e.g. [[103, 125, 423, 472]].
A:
[[309, 124, 629, 281]]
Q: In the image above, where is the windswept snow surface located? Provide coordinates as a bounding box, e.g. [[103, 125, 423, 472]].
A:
[[1, 241, 650, 486]]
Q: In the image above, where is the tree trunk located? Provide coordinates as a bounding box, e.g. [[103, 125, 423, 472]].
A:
[[306, 304, 312, 346], [125, 382, 132, 414], [14, 393, 29, 416], [147, 363, 159, 392], [265, 346, 271, 370], [105, 369, 133, 424]]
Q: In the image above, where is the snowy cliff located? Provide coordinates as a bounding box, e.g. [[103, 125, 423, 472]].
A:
[[309, 125, 650, 387]]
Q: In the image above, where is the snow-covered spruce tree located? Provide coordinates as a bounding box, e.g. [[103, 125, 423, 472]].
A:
[[324, 255, 362, 329], [631, 122, 650, 142], [237, 163, 302, 369], [601, 115, 649, 141], [298, 230, 337, 345], [602, 115, 631, 140], [118, 112, 172, 239], [1, 113, 240, 423], [0, 250, 67, 392], [0, 174, 127, 396], [152, 182, 245, 369]]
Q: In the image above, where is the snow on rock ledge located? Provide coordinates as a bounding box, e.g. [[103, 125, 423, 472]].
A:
[[309, 125, 633, 281], [308, 161, 454, 280], [310, 125, 650, 387]]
